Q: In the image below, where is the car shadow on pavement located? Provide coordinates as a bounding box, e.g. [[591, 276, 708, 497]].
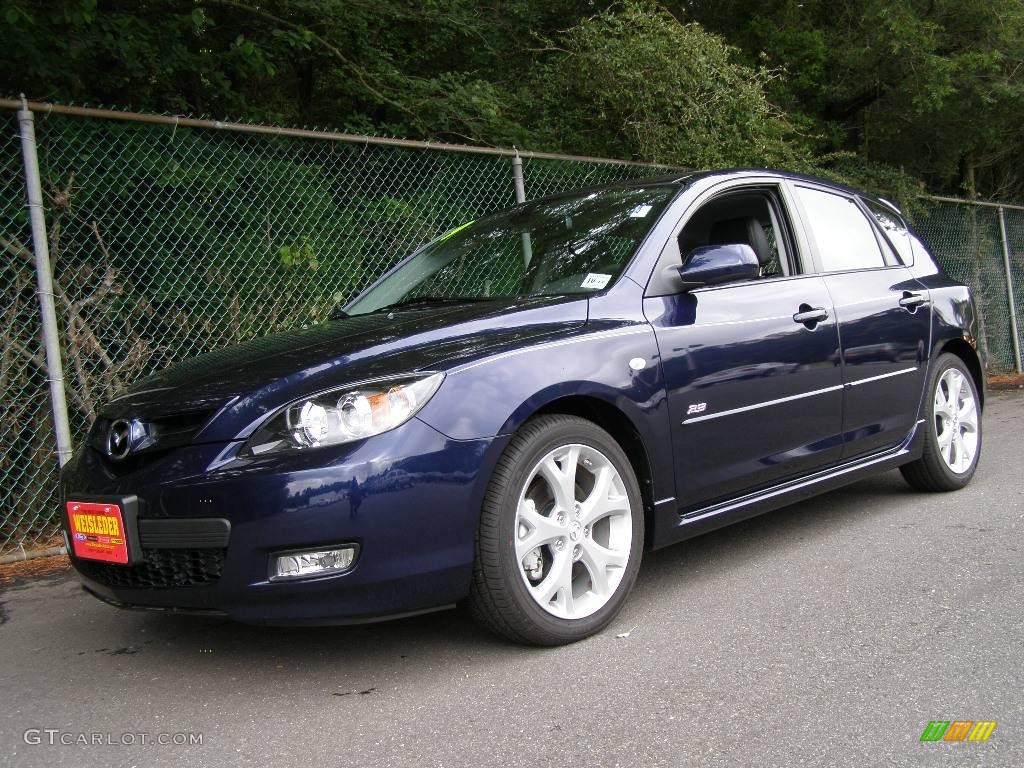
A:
[[91, 469, 917, 680], [638, 468, 914, 586]]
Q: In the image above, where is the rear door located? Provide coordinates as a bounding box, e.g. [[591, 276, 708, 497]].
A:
[[789, 183, 931, 460], [644, 181, 844, 511]]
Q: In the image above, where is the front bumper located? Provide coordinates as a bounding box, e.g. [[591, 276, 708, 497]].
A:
[[61, 418, 505, 624]]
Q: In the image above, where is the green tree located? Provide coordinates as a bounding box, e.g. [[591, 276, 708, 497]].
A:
[[528, 2, 808, 168], [6, 0, 1024, 199], [683, 0, 1024, 199]]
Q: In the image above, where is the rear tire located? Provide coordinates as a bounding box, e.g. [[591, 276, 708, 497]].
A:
[[468, 415, 644, 645], [900, 353, 982, 492]]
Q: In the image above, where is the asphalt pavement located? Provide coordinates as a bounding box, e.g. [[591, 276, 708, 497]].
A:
[[2, 391, 1022, 768]]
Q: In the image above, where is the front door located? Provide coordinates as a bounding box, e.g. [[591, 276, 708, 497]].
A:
[[644, 186, 844, 512], [646, 278, 844, 511]]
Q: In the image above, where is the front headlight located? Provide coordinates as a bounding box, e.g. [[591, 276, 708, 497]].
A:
[[243, 372, 444, 456]]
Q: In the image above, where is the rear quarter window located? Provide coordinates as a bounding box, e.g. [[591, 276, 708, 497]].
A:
[[864, 199, 914, 266]]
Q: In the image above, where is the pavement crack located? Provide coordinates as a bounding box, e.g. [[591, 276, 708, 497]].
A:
[[332, 687, 376, 697]]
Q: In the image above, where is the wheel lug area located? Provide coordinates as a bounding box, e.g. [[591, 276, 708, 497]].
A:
[[517, 443, 636, 621]]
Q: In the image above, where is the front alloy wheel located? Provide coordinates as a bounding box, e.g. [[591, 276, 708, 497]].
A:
[[515, 443, 632, 620], [469, 415, 644, 645]]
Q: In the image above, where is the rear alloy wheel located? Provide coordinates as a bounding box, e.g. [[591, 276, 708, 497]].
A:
[[900, 353, 982, 491], [468, 415, 644, 645], [933, 366, 980, 473]]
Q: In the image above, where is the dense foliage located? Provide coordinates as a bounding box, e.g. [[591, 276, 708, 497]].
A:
[[4, 0, 1024, 203]]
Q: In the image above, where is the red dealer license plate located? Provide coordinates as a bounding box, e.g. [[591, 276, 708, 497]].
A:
[[66, 500, 130, 564]]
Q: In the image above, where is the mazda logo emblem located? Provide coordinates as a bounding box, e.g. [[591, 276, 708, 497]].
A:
[[106, 419, 134, 460]]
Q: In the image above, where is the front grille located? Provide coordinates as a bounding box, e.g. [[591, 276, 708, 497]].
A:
[[75, 548, 226, 589], [87, 408, 215, 476]]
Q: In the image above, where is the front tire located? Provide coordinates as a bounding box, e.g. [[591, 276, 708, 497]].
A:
[[900, 353, 982, 492], [468, 415, 644, 645]]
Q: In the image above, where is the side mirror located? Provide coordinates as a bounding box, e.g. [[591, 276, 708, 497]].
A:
[[676, 243, 760, 290]]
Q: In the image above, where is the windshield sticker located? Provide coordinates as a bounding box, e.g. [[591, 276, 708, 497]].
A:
[[581, 273, 612, 290], [630, 204, 653, 218]]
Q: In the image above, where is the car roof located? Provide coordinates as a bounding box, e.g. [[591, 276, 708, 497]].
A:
[[549, 168, 902, 214]]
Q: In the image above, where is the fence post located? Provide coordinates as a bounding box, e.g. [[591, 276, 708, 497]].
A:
[[510, 150, 533, 265], [17, 95, 74, 466], [996, 206, 1023, 373], [510, 149, 527, 204]]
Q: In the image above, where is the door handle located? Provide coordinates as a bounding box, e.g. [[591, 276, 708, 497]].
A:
[[899, 292, 928, 311], [793, 306, 829, 325]]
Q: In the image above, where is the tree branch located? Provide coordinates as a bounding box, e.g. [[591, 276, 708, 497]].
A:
[[0, 233, 35, 265]]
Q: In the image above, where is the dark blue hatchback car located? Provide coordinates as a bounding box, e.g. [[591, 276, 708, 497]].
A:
[[61, 169, 984, 645]]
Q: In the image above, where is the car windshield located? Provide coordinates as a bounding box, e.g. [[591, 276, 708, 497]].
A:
[[345, 185, 677, 315]]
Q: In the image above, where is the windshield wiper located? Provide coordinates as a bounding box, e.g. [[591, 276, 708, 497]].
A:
[[374, 296, 497, 313]]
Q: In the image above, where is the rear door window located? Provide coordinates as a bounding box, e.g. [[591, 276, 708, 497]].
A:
[[794, 186, 886, 272]]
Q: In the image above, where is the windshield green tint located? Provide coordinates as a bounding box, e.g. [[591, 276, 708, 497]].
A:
[[346, 186, 677, 315]]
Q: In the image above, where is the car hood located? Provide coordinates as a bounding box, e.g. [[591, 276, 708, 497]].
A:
[[99, 296, 588, 441]]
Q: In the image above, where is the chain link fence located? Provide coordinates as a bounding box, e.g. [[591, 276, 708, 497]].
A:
[[0, 102, 661, 556], [913, 200, 1024, 372], [2, 102, 1023, 557]]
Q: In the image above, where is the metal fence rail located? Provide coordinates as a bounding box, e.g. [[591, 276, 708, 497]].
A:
[[2, 101, 1023, 556]]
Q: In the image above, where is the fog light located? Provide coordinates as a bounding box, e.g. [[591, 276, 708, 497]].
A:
[[270, 546, 357, 581]]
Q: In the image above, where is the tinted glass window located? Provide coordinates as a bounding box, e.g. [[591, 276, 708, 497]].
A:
[[865, 200, 914, 265], [677, 192, 795, 279], [760, 218, 784, 277], [795, 186, 885, 272], [347, 186, 676, 315]]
